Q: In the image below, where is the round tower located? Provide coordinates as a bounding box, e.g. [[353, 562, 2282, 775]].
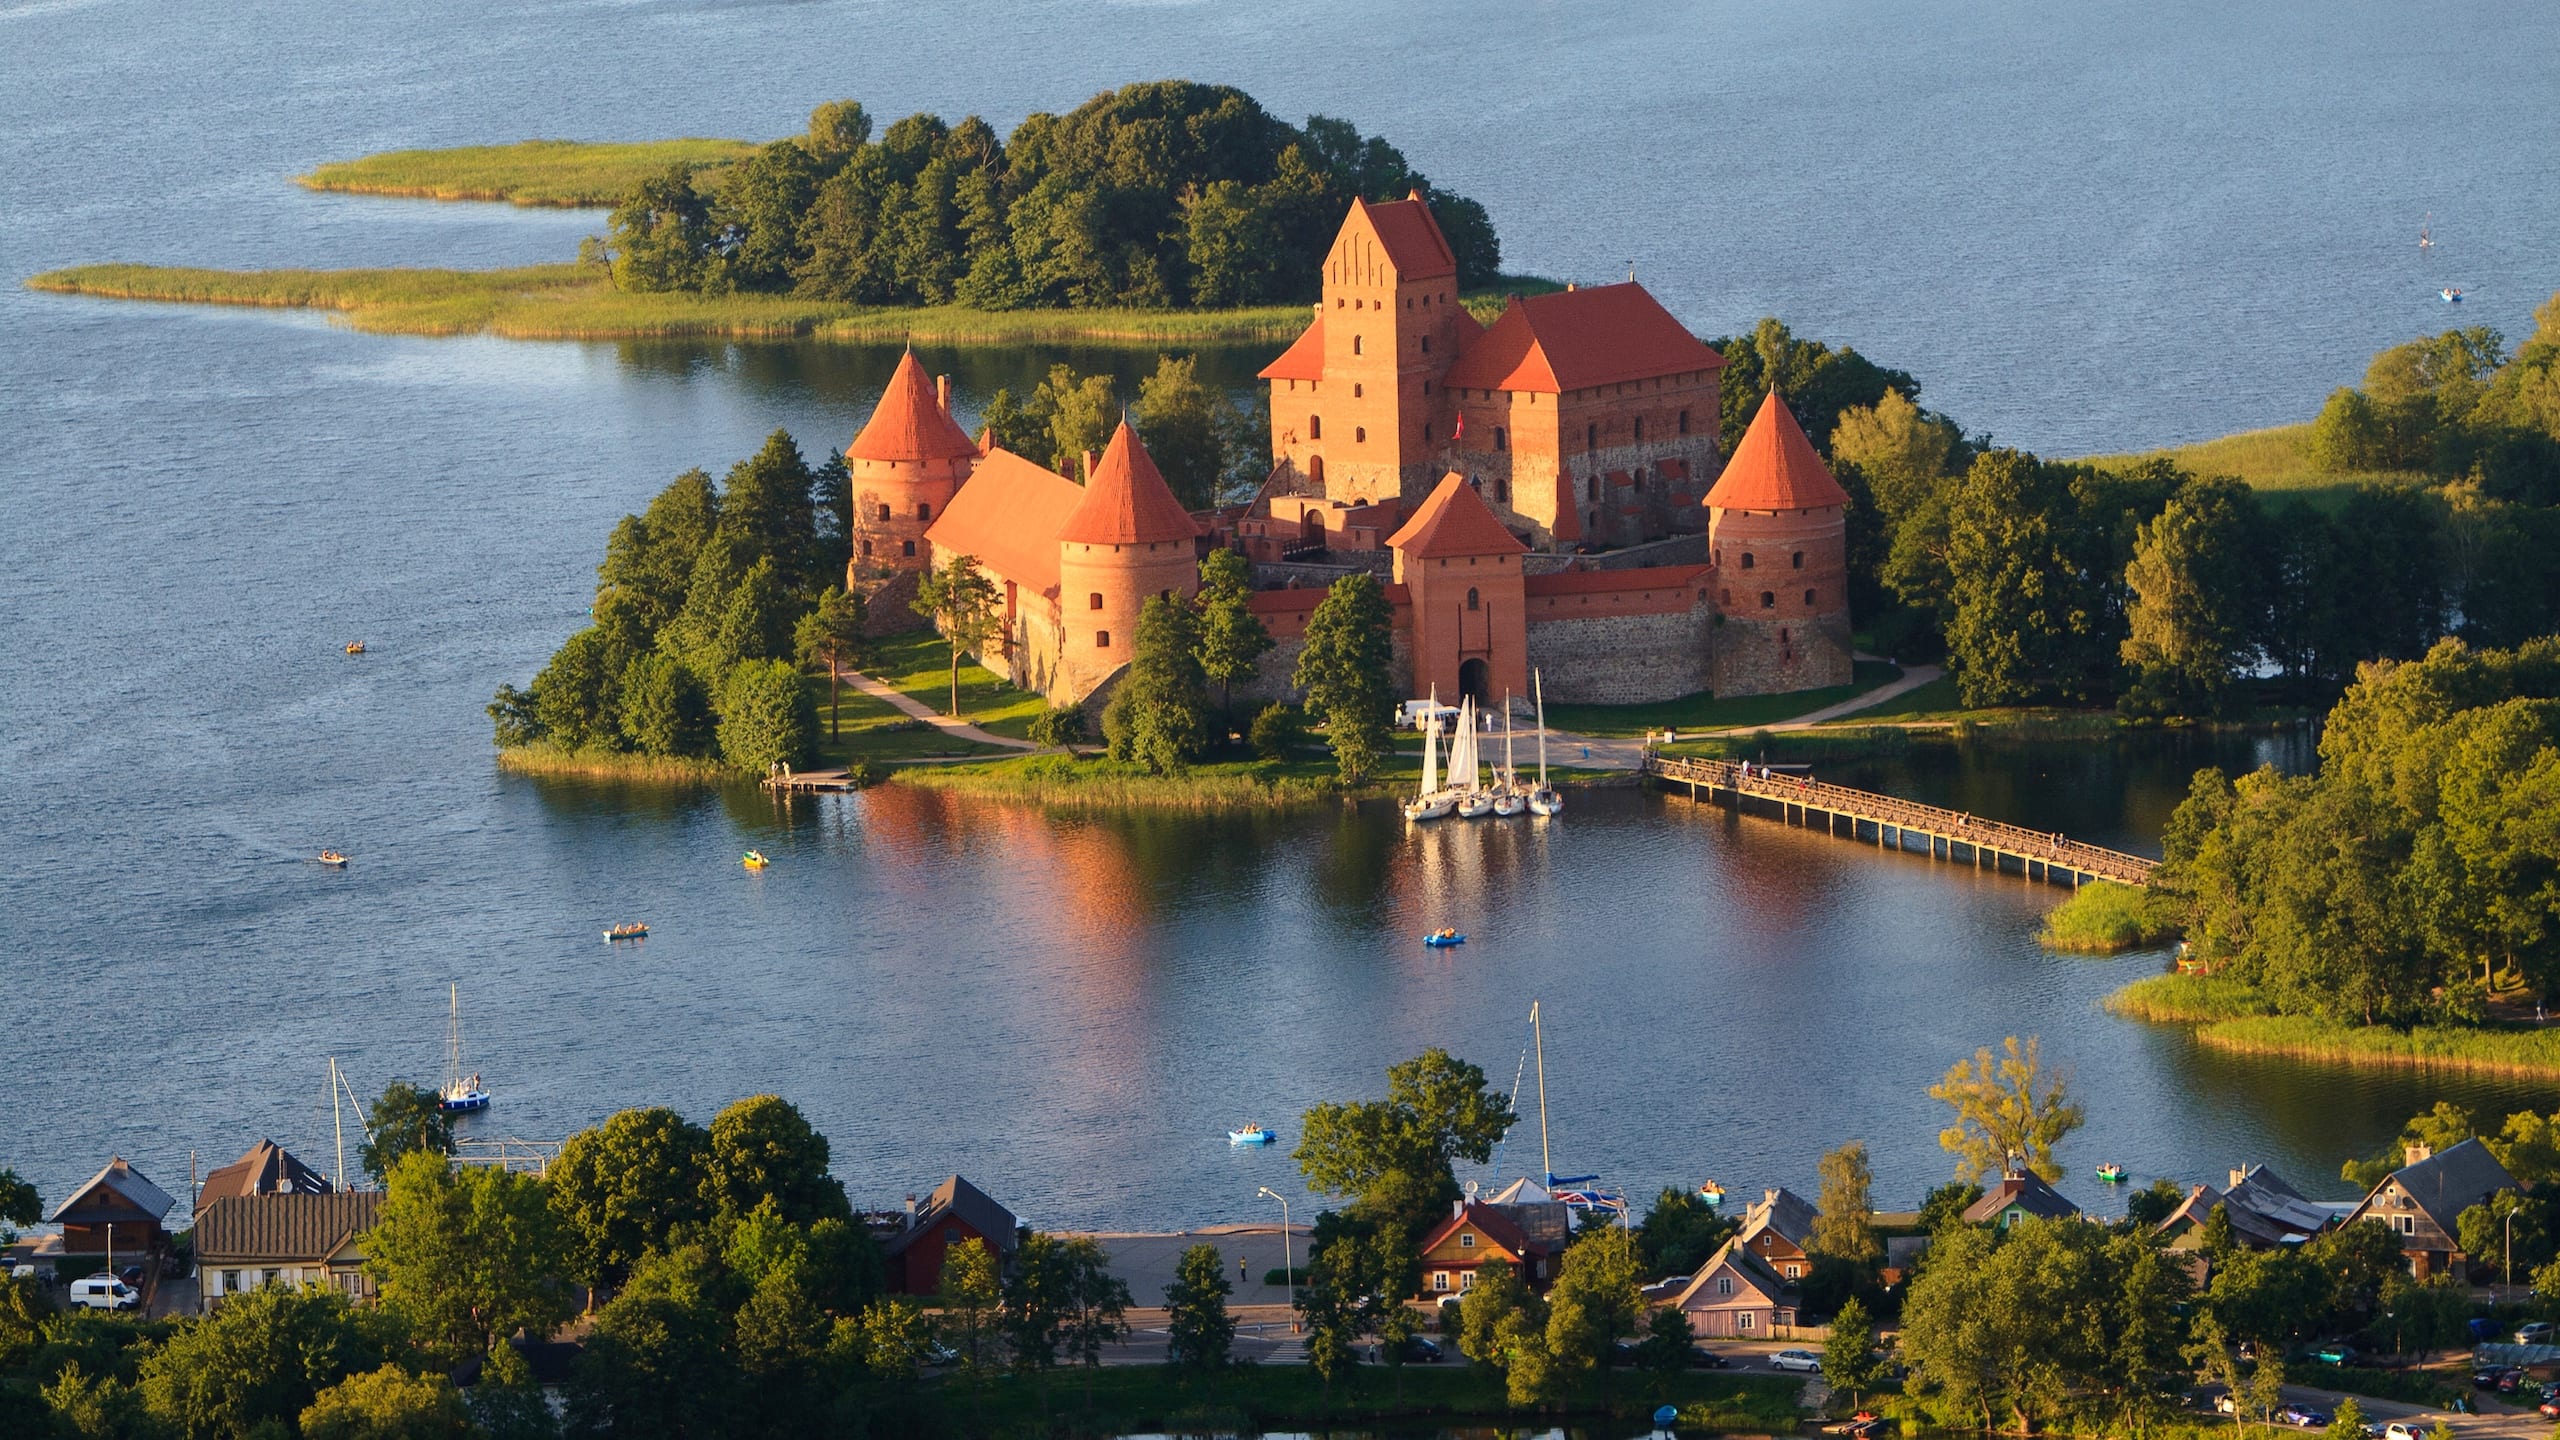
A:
[[1055, 421, 1201, 702], [846, 351, 981, 583], [1703, 389, 1852, 696]]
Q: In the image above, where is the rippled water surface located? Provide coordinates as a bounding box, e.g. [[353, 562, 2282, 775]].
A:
[[6, 0, 2558, 1227]]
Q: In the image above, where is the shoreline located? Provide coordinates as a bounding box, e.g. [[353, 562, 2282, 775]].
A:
[[2104, 973, 2560, 1081]]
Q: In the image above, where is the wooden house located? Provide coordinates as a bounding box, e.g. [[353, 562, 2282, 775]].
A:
[[1415, 1200, 1556, 1300], [1963, 1169, 2080, 1231], [48, 1158, 175, 1258], [881, 1175, 1020, 1295], [2341, 1139, 2514, 1281], [2158, 1164, 2339, 1251], [1736, 1186, 1818, 1282], [1668, 1237, 1801, 1338], [195, 1191, 385, 1310]]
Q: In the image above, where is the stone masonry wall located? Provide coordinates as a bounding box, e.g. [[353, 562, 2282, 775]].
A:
[[1526, 604, 1713, 705], [1519, 534, 1709, 577], [1709, 612, 1854, 698]]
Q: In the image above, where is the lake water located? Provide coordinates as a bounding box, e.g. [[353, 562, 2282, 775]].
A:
[[6, 0, 2558, 1229]]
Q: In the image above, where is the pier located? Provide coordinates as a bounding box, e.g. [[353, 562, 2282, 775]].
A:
[[1645, 754, 2157, 887], [761, 767, 859, 792]]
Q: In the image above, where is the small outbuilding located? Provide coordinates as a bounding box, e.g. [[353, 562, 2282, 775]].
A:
[[881, 1175, 1021, 1295], [48, 1157, 176, 1259]]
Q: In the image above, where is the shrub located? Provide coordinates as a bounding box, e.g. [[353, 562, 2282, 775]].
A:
[[717, 659, 818, 772], [2037, 882, 2182, 953], [1027, 704, 1087, 748], [1247, 702, 1308, 760]]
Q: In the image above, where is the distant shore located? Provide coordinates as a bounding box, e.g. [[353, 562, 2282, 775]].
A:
[[2106, 973, 2560, 1080], [296, 138, 760, 207]]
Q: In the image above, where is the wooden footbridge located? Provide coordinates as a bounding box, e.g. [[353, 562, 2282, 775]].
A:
[[1645, 755, 2157, 887]]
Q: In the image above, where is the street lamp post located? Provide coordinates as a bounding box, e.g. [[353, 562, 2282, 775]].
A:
[[1257, 1186, 1295, 1331]]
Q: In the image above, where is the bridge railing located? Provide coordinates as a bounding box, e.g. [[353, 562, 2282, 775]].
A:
[[1647, 754, 2157, 885]]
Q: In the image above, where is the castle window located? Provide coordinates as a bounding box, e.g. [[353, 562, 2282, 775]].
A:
[[1781, 628, 1791, 644], [1494, 426, 1507, 452], [1356, 427, 1367, 443], [1634, 417, 1645, 442], [1353, 335, 1364, 355], [1792, 551, 1803, 569], [1741, 552, 1755, 569], [1761, 591, 1775, 609], [1423, 424, 1433, 443], [1422, 381, 1431, 395], [1421, 335, 1431, 353], [1096, 630, 1111, 648], [860, 539, 872, 557], [1679, 409, 1692, 435], [1309, 416, 1322, 440], [918, 502, 932, 521], [877, 503, 891, 521], [1586, 423, 1597, 450], [1804, 589, 1817, 606], [1353, 384, 1363, 398], [1496, 476, 1509, 503], [1467, 587, 1480, 611], [1586, 476, 1598, 502], [1088, 592, 1103, 610], [902, 540, 916, 557]]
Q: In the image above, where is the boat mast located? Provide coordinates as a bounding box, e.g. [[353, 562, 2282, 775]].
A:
[[1421, 713, 1440, 798], [445, 983, 464, 1092], [1535, 671, 1549, 787], [1504, 691, 1515, 785], [331, 1057, 345, 1185], [1531, 1000, 1552, 1184]]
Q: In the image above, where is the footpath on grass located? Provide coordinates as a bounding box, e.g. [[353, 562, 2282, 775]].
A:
[[837, 665, 1037, 754]]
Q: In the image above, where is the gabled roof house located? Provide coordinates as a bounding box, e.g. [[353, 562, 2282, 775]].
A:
[[2341, 1139, 2514, 1281], [196, 1191, 385, 1311], [1669, 1237, 1801, 1339], [882, 1175, 1021, 1295]]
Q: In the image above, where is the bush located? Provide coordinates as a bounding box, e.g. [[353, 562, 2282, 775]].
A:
[[1027, 704, 1087, 748], [1248, 702, 1308, 760], [717, 659, 818, 772], [2037, 882, 2183, 953], [844, 760, 884, 789], [1260, 1267, 1311, 1287]]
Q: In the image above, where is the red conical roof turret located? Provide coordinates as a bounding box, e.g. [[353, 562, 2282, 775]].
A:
[[1057, 421, 1198, 546], [1704, 390, 1850, 511], [847, 352, 980, 464]]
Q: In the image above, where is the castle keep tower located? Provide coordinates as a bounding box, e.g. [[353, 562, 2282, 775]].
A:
[[1704, 390, 1853, 696], [1054, 421, 1201, 701], [846, 352, 980, 582]]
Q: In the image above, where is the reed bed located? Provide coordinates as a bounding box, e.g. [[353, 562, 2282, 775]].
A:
[[495, 744, 731, 782], [2191, 1015, 2560, 1080], [2102, 973, 2271, 1023], [893, 755, 1353, 811], [2037, 881, 2183, 953], [296, 139, 760, 206]]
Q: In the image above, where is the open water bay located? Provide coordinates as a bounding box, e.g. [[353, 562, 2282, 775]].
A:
[[6, 0, 2560, 1227]]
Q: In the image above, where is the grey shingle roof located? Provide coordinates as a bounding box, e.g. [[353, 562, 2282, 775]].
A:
[[1962, 1172, 2079, 1225], [1739, 1187, 1817, 1249], [2386, 1138, 2514, 1233], [199, 1140, 332, 1209], [194, 1192, 385, 1264], [49, 1158, 176, 1226], [881, 1176, 1019, 1258]]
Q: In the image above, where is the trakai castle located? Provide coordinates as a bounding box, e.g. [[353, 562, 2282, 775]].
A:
[[843, 193, 1853, 713]]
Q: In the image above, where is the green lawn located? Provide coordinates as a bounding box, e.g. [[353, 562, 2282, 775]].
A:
[[1545, 660, 1902, 737], [862, 632, 1049, 739], [296, 138, 760, 206], [2078, 422, 2427, 514]]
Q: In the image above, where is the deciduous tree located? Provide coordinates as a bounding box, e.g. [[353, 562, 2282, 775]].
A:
[[365, 1151, 573, 1363], [1810, 1141, 1882, 1264], [1824, 1296, 1889, 1407], [360, 1082, 454, 1183], [793, 586, 866, 741], [1194, 549, 1274, 730], [548, 1106, 713, 1294], [1928, 1036, 2083, 1183], [1293, 1049, 1515, 1229], [299, 1364, 470, 1440], [1292, 572, 1396, 784], [911, 556, 1000, 719], [1102, 594, 1210, 772], [706, 1095, 848, 1226], [1162, 1243, 1235, 1369], [138, 1282, 383, 1440]]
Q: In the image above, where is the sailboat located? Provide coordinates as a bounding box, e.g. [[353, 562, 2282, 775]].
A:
[[1490, 1001, 1625, 1219], [1492, 694, 1526, 816], [1402, 707, 1455, 821], [1451, 697, 1495, 817], [2419, 212, 2434, 250], [436, 984, 490, 1113], [1527, 670, 1563, 816]]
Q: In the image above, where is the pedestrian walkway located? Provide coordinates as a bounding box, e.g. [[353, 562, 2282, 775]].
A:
[[1535, 662, 1947, 771], [837, 665, 1037, 750]]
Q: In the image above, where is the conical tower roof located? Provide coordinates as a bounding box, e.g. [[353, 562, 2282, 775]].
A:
[[1057, 420, 1198, 545], [1704, 389, 1850, 511], [847, 352, 980, 464], [1387, 472, 1530, 558]]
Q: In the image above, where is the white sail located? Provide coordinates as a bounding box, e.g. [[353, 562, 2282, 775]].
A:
[[1450, 698, 1481, 792], [1535, 672, 1549, 787], [1420, 713, 1440, 797], [1503, 693, 1516, 787]]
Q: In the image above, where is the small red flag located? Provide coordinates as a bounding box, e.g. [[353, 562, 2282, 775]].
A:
[[1451, 413, 1465, 443]]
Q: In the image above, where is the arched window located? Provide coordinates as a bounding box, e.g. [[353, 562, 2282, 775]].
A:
[[876, 503, 891, 521], [1741, 552, 1756, 569], [918, 502, 932, 521], [1494, 426, 1508, 452], [1495, 476, 1510, 503], [1792, 551, 1803, 569], [1353, 335, 1364, 355], [1804, 588, 1817, 606], [860, 539, 873, 557], [902, 540, 916, 557], [1353, 383, 1363, 398], [1586, 476, 1598, 501], [1760, 591, 1775, 609], [1088, 592, 1104, 610], [1355, 426, 1367, 443], [1678, 409, 1691, 435], [1423, 423, 1433, 444], [1096, 630, 1111, 648], [1781, 628, 1792, 644], [1467, 587, 1481, 611]]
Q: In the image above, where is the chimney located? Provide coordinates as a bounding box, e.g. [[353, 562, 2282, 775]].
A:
[[2229, 1167, 2249, 1191], [1080, 450, 1097, 483], [1453, 1198, 1466, 1218], [903, 1194, 918, 1229], [936, 375, 952, 413], [2404, 1142, 2432, 1166]]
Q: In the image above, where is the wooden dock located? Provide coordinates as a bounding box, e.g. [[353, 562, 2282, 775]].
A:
[[1645, 754, 2157, 887], [761, 767, 858, 792]]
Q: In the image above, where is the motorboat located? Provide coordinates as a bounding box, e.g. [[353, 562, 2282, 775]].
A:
[[2096, 1163, 2128, 1183], [436, 985, 491, 1113], [315, 850, 348, 867], [604, 922, 649, 942], [1229, 1126, 1276, 1146], [1423, 929, 1467, 948], [742, 850, 769, 870], [1528, 671, 1564, 816]]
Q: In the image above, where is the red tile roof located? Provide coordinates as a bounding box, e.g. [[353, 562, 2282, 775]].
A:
[[848, 352, 981, 464], [1360, 193, 1457, 280], [1387, 473, 1531, 559], [923, 447, 1085, 593], [1057, 421, 1199, 546], [1441, 283, 1724, 394], [1419, 1201, 1551, 1264], [1259, 315, 1326, 382], [1705, 390, 1851, 511], [1526, 564, 1710, 597]]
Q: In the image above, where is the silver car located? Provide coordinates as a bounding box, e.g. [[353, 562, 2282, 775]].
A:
[[1770, 1349, 1823, 1373]]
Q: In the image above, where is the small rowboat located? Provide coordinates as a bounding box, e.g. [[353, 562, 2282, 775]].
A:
[[2096, 1163, 2128, 1183], [2442, 287, 2464, 303], [344, 641, 365, 655], [604, 923, 649, 942], [1698, 1180, 1726, 1206], [742, 851, 768, 870], [1229, 1126, 1276, 1146], [1423, 929, 1466, 948], [316, 850, 348, 867]]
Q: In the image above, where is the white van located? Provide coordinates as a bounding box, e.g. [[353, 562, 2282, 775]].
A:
[[69, 1275, 140, 1311]]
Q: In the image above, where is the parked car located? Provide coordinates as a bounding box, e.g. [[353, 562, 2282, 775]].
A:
[[1769, 1349, 1823, 1373], [1375, 1336, 1442, 1363], [8, 1263, 56, 1285], [2473, 1364, 2519, 1389], [2519, 1321, 2556, 1345], [1688, 1345, 1730, 1369], [2276, 1404, 2330, 1428], [68, 1276, 139, 1311], [2538, 1397, 2560, 1419], [117, 1265, 145, 1288], [2311, 1342, 2357, 1365], [2213, 1394, 2239, 1415], [1436, 1291, 1466, 1311], [2384, 1424, 2424, 1440]]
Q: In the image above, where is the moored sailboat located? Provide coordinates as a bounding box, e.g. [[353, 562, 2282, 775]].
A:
[[1527, 670, 1564, 816], [1451, 697, 1494, 817], [1402, 704, 1456, 821], [436, 984, 490, 1113], [1492, 695, 1526, 816]]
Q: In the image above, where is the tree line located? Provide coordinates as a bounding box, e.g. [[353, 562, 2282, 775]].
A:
[[2155, 634, 2560, 1022], [599, 84, 1502, 310]]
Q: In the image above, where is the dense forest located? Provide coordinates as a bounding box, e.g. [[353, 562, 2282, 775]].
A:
[[1752, 293, 2560, 716], [599, 83, 1502, 309]]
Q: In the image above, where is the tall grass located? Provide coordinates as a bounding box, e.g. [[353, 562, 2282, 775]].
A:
[[2192, 1015, 2560, 1081], [2079, 422, 2426, 512], [895, 754, 1353, 811], [2102, 973, 2272, 1023], [27, 265, 1312, 344], [495, 743, 732, 782], [2038, 881, 2182, 953], [296, 139, 760, 206]]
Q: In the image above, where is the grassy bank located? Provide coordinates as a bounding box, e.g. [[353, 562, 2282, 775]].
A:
[[1547, 660, 1900, 736], [2039, 881, 2183, 953], [921, 1359, 1803, 1436], [2105, 972, 2271, 1023], [860, 634, 1048, 741], [495, 743, 733, 782], [2107, 973, 2560, 1079], [893, 753, 1353, 811], [2081, 422, 2427, 512], [26, 264, 1314, 344], [297, 139, 760, 206]]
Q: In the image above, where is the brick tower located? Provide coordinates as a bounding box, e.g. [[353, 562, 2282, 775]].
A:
[[846, 351, 980, 584], [1388, 473, 1530, 707], [1055, 420, 1200, 702], [1703, 390, 1853, 696]]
